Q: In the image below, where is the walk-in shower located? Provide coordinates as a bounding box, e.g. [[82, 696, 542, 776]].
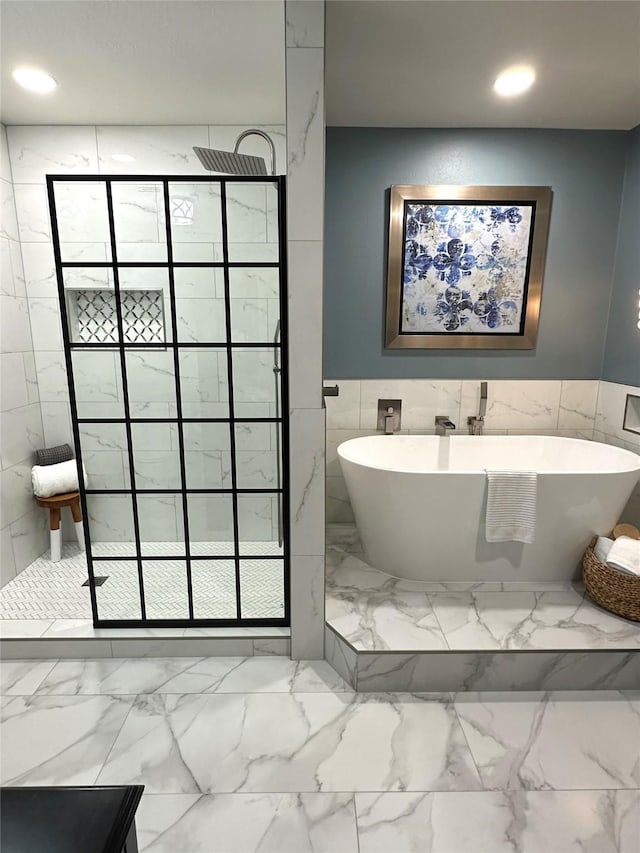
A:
[[46, 172, 289, 627]]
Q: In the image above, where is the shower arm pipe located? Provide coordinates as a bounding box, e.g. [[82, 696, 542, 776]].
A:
[[273, 320, 283, 547], [235, 129, 277, 176]]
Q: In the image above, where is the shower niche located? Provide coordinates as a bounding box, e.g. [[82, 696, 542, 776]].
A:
[[48, 175, 289, 627]]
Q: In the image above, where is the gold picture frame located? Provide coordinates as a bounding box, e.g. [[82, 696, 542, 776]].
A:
[[385, 184, 552, 349]]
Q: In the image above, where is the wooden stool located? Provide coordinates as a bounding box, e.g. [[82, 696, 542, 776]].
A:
[[35, 491, 85, 563]]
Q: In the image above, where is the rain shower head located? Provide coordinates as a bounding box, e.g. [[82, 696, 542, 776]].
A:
[[193, 129, 277, 176]]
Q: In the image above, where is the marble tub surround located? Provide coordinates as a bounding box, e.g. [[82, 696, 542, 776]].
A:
[[1, 656, 638, 853], [325, 525, 640, 691], [326, 526, 640, 653]]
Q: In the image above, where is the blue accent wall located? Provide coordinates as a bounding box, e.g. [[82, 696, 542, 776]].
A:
[[324, 128, 628, 379], [602, 125, 640, 386]]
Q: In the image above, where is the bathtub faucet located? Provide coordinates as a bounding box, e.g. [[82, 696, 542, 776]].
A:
[[435, 416, 456, 436]]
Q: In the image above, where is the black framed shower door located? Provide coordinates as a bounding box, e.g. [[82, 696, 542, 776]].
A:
[[47, 174, 290, 627]]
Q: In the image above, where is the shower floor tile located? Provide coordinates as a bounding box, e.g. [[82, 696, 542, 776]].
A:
[[326, 526, 640, 652], [0, 542, 284, 622]]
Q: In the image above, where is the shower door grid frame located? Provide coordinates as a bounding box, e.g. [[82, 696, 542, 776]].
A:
[[47, 173, 290, 628]]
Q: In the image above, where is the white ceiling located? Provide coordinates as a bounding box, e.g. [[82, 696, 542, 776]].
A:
[[325, 0, 640, 129], [0, 0, 286, 125]]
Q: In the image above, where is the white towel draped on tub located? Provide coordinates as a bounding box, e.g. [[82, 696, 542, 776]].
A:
[[485, 469, 537, 544], [32, 459, 86, 498]]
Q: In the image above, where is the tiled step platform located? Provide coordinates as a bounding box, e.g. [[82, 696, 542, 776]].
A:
[[325, 526, 640, 692]]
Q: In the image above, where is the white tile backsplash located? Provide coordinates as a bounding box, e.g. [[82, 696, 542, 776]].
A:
[[0, 295, 32, 353], [596, 380, 640, 444], [324, 378, 639, 524], [0, 404, 44, 470], [323, 379, 361, 428], [0, 178, 19, 241], [13, 184, 51, 241], [361, 379, 462, 430], [27, 297, 63, 351], [0, 125, 11, 183], [559, 380, 600, 429], [96, 125, 208, 174], [7, 126, 99, 183], [286, 0, 325, 47], [286, 47, 324, 242], [461, 379, 562, 430]]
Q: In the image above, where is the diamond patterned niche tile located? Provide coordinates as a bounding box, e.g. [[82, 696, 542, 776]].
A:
[[72, 289, 165, 344]]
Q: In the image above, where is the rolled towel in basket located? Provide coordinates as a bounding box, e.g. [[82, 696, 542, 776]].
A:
[[31, 459, 86, 498], [594, 536, 614, 564], [606, 536, 640, 577]]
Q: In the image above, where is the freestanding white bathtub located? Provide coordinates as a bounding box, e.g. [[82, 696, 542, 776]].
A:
[[338, 435, 640, 583]]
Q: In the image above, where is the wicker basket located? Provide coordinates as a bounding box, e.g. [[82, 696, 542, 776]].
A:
[[583, 537, 640, 622]]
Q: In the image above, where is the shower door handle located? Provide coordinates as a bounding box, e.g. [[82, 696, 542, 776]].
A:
[[273, 322, 283, 548]]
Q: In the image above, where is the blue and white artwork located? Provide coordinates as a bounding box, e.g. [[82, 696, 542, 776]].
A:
[[401, 202, 535, 334]]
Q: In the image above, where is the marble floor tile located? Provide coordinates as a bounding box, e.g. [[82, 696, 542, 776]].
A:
[[325, 526, 640, 653], [0, 694, 133, 785], [454, 690, 640, 790], [430, 590, 640, 650], [137, 793, 359, 852], [326, 587, 447, 651], [97, 692, 482, 793], [0, 659, 57, 695], [326, 554, 447, 651], [36, 657, 351, 695], [0, 619, 53, 638], [355, 790, 640, 853]]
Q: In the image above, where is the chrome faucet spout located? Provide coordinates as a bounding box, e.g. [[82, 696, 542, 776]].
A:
[[435, 416, 456, 436]]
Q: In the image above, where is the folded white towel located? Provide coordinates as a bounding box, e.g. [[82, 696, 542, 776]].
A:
[[32, 460, 86, 498], [594, 536, 614, 564], [606, 536, 640, 576], [485, 469, 537, 544]]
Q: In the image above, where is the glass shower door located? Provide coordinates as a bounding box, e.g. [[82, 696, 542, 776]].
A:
[[48, 174, 288, 626]]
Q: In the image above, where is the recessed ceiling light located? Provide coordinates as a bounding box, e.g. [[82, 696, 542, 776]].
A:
[[111, 154, 136, 163], [12, 67, 57, 94], [494, 65, 536, 97]]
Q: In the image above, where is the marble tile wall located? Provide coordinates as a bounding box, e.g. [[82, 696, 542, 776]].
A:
[[5, 123, 286, 546], [0, 124, 48, 585], [325, 378, 640, 524], [286, 1, 326, 659]]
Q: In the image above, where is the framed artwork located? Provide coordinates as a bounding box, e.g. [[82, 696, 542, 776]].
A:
[[385, 185, 552, 349]]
